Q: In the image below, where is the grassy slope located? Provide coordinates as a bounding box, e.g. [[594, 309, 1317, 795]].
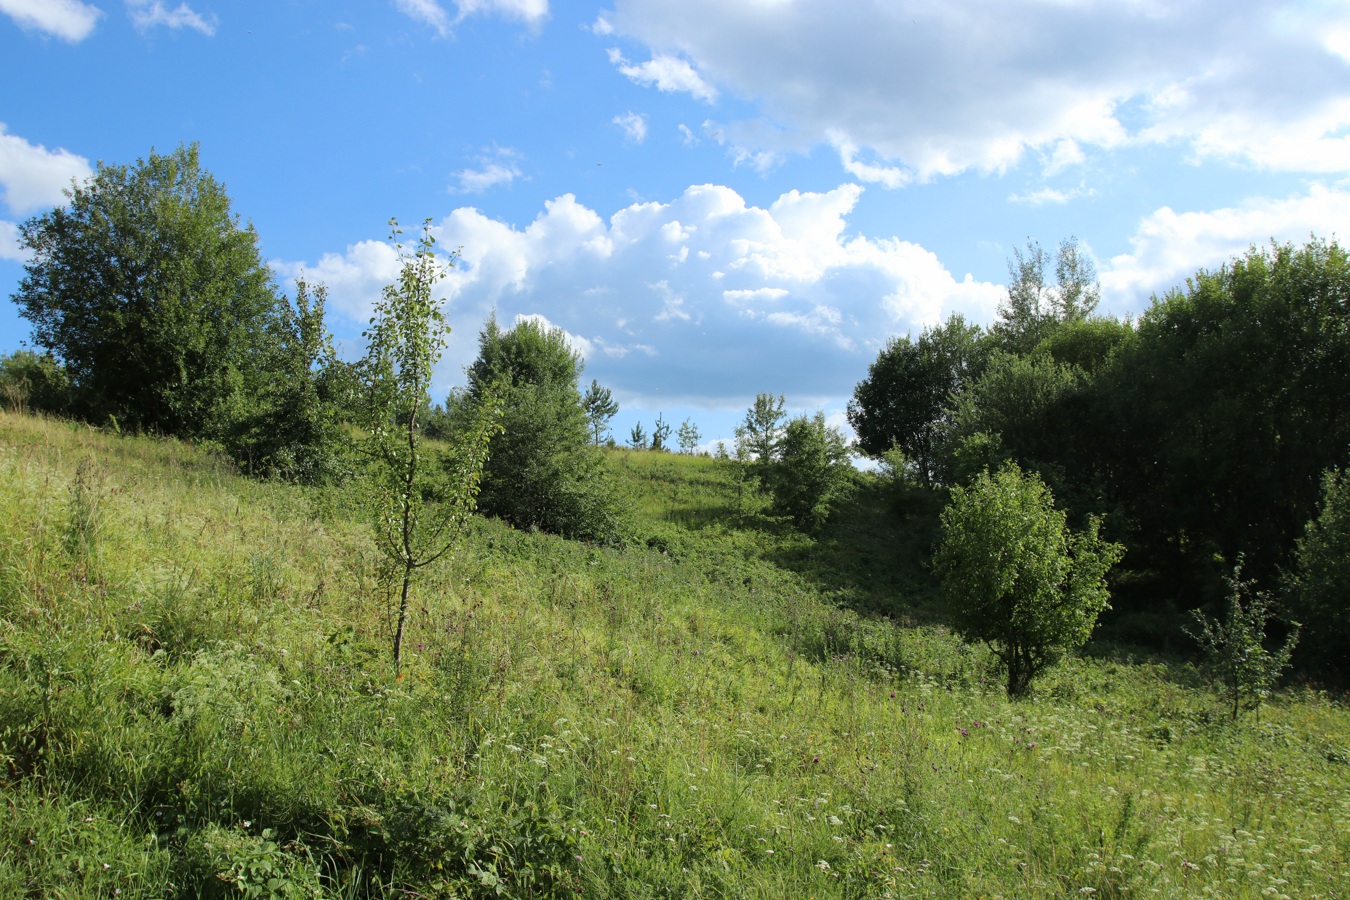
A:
[[1, 411, 1347, 898]]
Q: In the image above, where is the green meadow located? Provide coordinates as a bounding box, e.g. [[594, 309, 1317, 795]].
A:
[[2, 410, 1346, 898]]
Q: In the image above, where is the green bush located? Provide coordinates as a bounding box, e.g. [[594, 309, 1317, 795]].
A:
[[465, 316, 625, 544], [765, 412, 852, 531], [0, 350, 71, 415], [1285, 467, 1350, 682], [934, 463, 1123, 697]]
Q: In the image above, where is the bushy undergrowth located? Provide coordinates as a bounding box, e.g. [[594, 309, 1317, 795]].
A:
[[1, 411, 1347, 898]]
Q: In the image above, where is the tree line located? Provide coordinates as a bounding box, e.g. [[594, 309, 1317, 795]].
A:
[[849, 235, 1350, 685]]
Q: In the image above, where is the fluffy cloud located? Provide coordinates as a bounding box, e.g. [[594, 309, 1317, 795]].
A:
[[0, 125, 93, 215], [126, 0, 216, 35], [453, 0, 547, 27], [1101, 182, 1350, 312], [1008, 185, 1097, 207], [606, 48, 717, 102], [0, 0, 101, 41], [283, 182, 1003, 408], [598, 0, 1350, 182]]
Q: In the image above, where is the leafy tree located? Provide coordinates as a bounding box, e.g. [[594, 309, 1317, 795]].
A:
[[735, 393, 786, 483], [848, 314, 985, 483], [12, 143, 282, 437], [942, 350, 1084, 487], [464, 316, 622, 543], [0, 349, 70, 414], [1051, 236, 1101, 322], [650, 413, 672, 452], [677, 418, 701, 455], [219, 277, 350, 482], [995, 237, 1100, 355], [934, 464, 1123, 697], [359, 220, 502, 672], [628, 422, 647, 450], [1098, 238, 1350, 599], [582, 379, 619, 446], [1033, 316, 1134, 376], [766, 412, 852, 531], [1285, 468, 1350, 681], [1187, 559, 1299, 721]]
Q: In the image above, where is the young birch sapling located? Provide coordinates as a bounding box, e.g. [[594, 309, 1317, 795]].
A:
[[360, 219, 502, 673]]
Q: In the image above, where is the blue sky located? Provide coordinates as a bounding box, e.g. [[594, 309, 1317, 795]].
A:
[[2, 0, 1348, 450]]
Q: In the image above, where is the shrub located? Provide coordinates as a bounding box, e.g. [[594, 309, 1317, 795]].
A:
[[1189, 559, 1299, 721], [934, 463, 1123, 697], [1285, 467, 1350, 682]]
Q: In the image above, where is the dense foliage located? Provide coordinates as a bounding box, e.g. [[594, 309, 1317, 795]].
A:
[[1285, 468, 1350, 680], [850, 236, 1350, 681], [464, 316, 624, 543], [9, 144, 348, 481], [848, 314, 984, 482], [13, 144, 280, 436], [765, 411, 854, 531], [934, 464, 1123, 696], [0, 349, 70, 415]]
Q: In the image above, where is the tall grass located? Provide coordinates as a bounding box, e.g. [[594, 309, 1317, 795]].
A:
[[1, 411, 1346, 897]]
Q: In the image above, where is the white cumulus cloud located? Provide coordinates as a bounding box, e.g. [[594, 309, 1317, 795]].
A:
[[0, 125, 93, 215], [395, 0, 548, 35], [599, 0, 1350, 182], [393, 0, 451, 35], [0, 220, 27, 261], [454, 0, 547, 27], [281, 182, 1004, 408], [0, 0, 101, 42], [1102, 183, 1350, 312], [606, 48, 717, 102]]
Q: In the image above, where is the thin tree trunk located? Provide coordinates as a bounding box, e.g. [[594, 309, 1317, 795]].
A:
[[394, 562, 412, 672]]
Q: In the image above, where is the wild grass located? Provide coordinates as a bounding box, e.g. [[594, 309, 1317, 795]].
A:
[[1, 410, 1346, 897]]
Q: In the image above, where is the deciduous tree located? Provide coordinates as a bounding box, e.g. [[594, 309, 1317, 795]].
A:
[[360, 220, 501, 672], [935, 464, 1122, 697], [848, 314, 984, 483], [13, 143, 282, 436]]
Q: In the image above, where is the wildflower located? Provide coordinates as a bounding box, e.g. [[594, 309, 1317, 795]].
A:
[[816, 860, 831, 872]]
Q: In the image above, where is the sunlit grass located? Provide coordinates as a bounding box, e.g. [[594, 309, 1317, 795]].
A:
[[1, 410, 1346, 897]]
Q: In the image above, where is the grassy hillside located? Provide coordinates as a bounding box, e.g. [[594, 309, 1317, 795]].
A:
[[1, 411, 1347, 898]]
